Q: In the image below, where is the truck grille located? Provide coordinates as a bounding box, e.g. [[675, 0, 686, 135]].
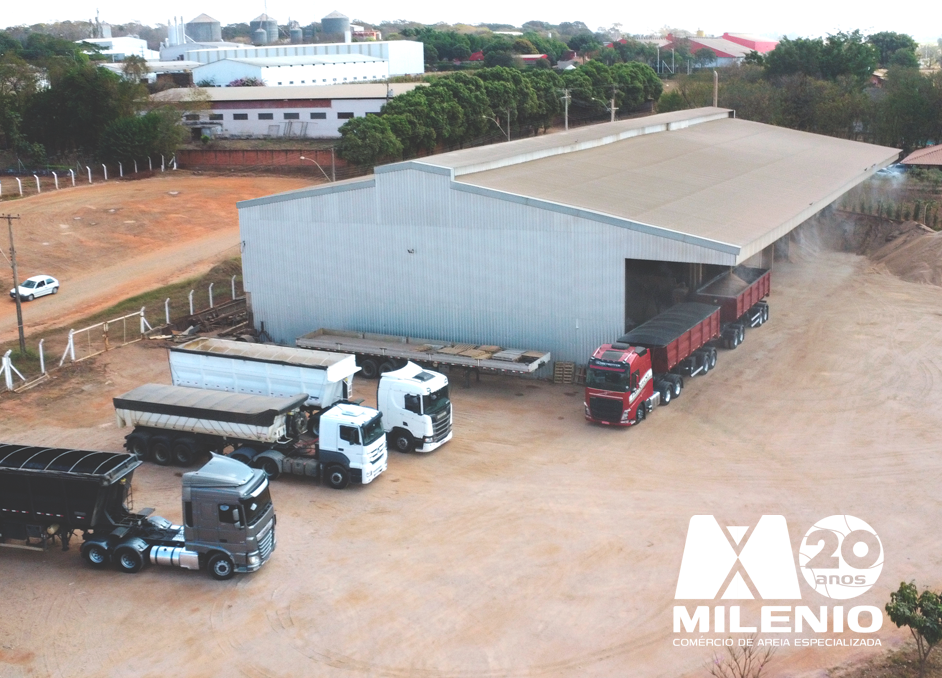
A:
[[589, 397, 624, 423], [368, 443, 386, 463], [258, 521, 275, 561], [432, 405, 452, 442]]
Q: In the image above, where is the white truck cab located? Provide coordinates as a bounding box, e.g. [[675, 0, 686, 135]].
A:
[[315, 403, 388, 487], [377, 362, 453, 453]]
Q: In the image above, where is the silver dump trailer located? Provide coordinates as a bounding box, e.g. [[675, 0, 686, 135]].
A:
[[169, 337, 360, 410]]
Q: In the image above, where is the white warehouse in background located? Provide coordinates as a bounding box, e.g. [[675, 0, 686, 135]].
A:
[[79, 36, 160, 60], [151, 83, 425, 138], [191, 54, 389, 87], [184, 40, 424, 77]]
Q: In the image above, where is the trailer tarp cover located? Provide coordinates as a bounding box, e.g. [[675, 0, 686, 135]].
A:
[[173, 337, 359, 378], [114, 384, 308, 427], [618, 302, 720, 348], [0, 443, 139, 484]]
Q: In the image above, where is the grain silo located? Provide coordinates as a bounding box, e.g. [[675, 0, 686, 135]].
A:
[[186, 13, 222, 42], [321, 11, 349, 37], [250, 13, 279, 45], [290, 25, 303, 44], [252, 28, 269, 45]]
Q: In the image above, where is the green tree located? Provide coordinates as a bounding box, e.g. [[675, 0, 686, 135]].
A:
[[694, 47, 717, 69], [483, 51, 514, 68], [890, 48, 920, 68], [336, 115, 402, 165], [657, 90, 687, 112], [868, 31, 918, 67], [886, 582, 942, 678]]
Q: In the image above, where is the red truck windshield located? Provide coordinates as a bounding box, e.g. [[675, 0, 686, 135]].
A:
[[586, 363, 630, 392]]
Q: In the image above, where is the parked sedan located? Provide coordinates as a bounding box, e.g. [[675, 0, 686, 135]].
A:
[[9, 275, 59, 301]]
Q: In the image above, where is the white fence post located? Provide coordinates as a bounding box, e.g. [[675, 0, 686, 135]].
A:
[[231, 275, 237, 300], [161, 155, 165, 172], [148, 156, 153, 171], [134, 159, 138, 174], [59, 330, 76, 366], [171, 156, 177, 170], [119, 162, 123, 178], [52, 172, 59, 189], [188, 290, 194, 315], [2, 350, 11, 390], [33, 174, 40, 193], [165, 298, 171, 325], [16, 177, 22, 196], [39, 339, 45, 375], [69, 169, 75, 186], [208, 282, 214, 308], [139, 307, 153, 336], [102, 164, 108, 181], [86, 166, 92, 183]]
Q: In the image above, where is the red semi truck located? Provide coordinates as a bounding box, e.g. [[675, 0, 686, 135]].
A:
[[585, 302, 721, 426]]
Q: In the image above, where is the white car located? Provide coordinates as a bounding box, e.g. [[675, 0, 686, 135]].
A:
[[9, 275, 59, 301]]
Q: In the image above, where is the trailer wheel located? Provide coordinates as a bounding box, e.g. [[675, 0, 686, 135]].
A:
[[172, 437, 199, 467], [255, 457, 281, 481], [208, 553, 235, 581], [325, 464, 350, 490], [149, 436, 173, 466], [660, 385, 672, 405], [378, 360, 397, 375], [709, 348, 717, 370], [669, 375, 683, 398], [82, 543, 109, 567], [230, 447, 257, 464], [125, 431, 150, 459], [762, 305, 769, 324], [700, 353, 711, 374], [391, 430, 414, 453], [359, 358, 379, 379], [114, 547, 144, 574]]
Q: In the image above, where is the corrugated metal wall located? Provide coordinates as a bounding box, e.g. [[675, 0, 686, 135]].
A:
[[240, 166, 734, 364]]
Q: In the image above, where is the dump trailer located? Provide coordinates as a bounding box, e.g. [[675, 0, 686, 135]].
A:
[[297, 328, 551, 381], [690, 266, 771, 348], [0, 444, 275, 579], [170, 338, 452, 454], [169, 337, 360, 410], [585, 302, 722, 426], [115, 384, 387, 489]]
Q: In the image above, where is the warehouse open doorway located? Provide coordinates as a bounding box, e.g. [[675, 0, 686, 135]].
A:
[[624, 259, 727, 333]]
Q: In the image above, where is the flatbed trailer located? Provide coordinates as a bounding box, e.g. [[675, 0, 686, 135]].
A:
[[297, 328, 551, 380], [691, 266, 771, 347]]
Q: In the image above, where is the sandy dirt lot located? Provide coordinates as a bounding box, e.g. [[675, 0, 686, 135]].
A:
[[0, 242, 939, 678], [0, 174, 310, 343]]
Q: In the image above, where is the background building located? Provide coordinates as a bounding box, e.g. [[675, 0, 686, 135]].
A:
[[152, 83, 423, 138], [191, 54, 389, 87], [79, 36, 159, 60], [236, 108, 899, 364]]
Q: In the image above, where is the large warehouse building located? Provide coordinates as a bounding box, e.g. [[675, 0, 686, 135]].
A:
[[237, 107, 899, 364]]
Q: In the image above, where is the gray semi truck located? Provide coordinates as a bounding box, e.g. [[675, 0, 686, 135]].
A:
[[0, 443, 275, 579]]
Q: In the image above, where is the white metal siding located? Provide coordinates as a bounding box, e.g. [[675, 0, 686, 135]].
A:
[[241, 167, 735, 364]]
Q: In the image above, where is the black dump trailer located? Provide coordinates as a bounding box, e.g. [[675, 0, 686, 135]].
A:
[[0, 443, 139, 551]]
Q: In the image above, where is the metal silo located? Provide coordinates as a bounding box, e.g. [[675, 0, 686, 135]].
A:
[[186, 13, 222, 42], [250, 14, 279, 45], [321, 11, 350, 36], [252, 28, 269, 46], [289, 24, 303, 44]]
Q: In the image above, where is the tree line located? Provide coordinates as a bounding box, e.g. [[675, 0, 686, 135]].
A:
[[660, 31, 940, 154], [336, 61, 662, 165]]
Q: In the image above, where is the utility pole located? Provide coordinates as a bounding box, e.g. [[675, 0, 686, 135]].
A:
[[562, 88, 570, 131], [4, 214, 25, 354]]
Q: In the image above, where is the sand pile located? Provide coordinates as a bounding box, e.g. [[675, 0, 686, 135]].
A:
[[867, 221, 942, 286]]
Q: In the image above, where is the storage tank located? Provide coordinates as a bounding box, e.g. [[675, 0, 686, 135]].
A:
[[186, 13, 222, 42], [252, 28, 269, 46], [250, 13, 279, 45], [321, 11, 350, 37], [290, 26, 303, 44]]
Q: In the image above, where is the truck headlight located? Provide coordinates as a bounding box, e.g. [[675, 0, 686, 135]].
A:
[[248, 554, 260, 565], [423, 435, 433, 442]]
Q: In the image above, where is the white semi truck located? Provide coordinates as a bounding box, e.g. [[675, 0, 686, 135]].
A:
[[169, 338, 452, 454], [114, 384, 387, 489]]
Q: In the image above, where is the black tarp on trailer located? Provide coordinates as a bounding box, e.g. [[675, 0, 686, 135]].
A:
[[0, 444, 140, 533], [618, 303, 719, 348]]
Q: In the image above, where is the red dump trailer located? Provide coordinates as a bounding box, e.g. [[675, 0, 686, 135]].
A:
[[584, 303, 721, 426], [691, 267, 771, 348]]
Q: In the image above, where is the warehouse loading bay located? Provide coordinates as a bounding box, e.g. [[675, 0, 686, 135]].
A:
[[2, 214, 941, 677]]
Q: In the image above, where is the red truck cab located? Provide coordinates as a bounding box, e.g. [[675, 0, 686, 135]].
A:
[[584, 343, 655, 426]]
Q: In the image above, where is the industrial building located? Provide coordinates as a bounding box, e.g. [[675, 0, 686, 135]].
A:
[[237, 108, 899, 364], [184, 40, 425, 77], [151, 83, 423, 138], [79, 36, 160, 60], [191, 54, 388, 87]]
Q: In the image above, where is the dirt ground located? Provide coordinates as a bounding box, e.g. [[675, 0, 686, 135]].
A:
[[1, 240, 941, 677], [0, 173, 310, 343]]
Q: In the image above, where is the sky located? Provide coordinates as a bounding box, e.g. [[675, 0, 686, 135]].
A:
[[4, 0, 940, 43]]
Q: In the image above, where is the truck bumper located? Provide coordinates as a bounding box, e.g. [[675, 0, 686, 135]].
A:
[[415, 430, 453, 453], [360, 456, 387, 485]]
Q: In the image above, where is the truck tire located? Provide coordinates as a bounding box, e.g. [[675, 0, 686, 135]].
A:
[[659, 385, 672, 405], [172, 437, 199, 467], [378, 360, 397, 375], [635, 405, 646, 423], [289, 412, 307, 436], [762, 305, 770, 323], [82, 542, 109, 567], [125, 431, 150, 459], [700, 353, 711, 374], [149, 436, 173, 466], [208, 553, 235, 581], [114, 546, 145, 574], [230, 447, 258, 464], [255, 456, 281, 480], [669, 374, 683, 398], [738, 326, 745, 345], [709, 348, 717, 369], [391, 429, 415, 453], [359, 358, 379, 379], [325, 464, 350, 490]]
